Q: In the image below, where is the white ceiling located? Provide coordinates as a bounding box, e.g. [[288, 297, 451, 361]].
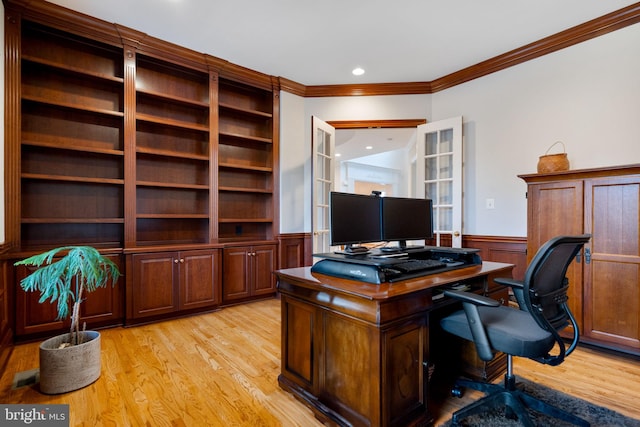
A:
[[47, 0, 637, 86], [43, 0, 638, 161], [335, 128, 417, 162]]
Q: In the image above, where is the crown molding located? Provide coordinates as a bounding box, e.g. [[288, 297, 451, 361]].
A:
[[8, 0, 123, 47], [216, 60, 274, 90], [305, 82, 433, 98], [289, 2, 640, 97], [8, 0, 640, 98], [430, 2, 640, 92], [278, 77, 307, 97]]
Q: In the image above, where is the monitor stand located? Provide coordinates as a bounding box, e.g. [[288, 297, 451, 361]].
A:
[[341, 245, 370, 255], [383, 240, 425, 252]]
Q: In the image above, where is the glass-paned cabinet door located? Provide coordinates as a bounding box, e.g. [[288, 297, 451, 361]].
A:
[[417, 117, 462, 247], [312, 117, 335, 255]]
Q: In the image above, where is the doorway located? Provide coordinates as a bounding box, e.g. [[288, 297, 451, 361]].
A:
[[311, 119, 426, 255], [330, 119, 426, 198]]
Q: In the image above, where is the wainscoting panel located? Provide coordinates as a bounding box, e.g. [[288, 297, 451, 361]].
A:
[[278, 233, 309, 269], [462, 235, 527, 281], [278, 233, 527, 279]]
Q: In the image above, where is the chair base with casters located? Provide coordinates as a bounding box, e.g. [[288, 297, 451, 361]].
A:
[[440, 235, 592, 427], [448, 354, 589, 427]]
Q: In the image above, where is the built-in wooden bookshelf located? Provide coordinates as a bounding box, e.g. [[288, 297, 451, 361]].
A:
[[134, 55, 212, 246], [218, 79, 275, 242], [19, 21, 126, 251], [16, 25, 281, 250], [3, 3, 280, 340]]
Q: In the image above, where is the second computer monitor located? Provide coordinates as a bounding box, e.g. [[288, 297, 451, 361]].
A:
[[381, 197, 434, 249]]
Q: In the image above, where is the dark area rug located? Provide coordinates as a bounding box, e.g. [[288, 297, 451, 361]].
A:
[[437, 378, 640, 427]]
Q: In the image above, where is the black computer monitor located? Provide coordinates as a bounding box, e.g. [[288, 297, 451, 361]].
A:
[[381, 197, 433, 249], [329, 192, 382, 253]]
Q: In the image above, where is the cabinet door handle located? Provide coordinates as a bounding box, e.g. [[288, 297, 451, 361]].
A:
[[180, 258, 184, 263], [585, 248, 591, 264], [174, 259, 179, 264]]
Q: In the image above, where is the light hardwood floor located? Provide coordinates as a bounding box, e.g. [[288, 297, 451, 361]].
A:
[[1, 298, 639, 426]]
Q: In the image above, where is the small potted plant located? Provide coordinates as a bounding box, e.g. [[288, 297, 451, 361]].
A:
[[15, 246, 120, 394]]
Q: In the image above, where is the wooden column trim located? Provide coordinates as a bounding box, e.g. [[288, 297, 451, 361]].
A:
[[4, 7, 22, 249]]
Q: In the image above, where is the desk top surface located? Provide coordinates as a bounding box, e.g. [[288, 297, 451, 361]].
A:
[[276, 261, 514, 301]]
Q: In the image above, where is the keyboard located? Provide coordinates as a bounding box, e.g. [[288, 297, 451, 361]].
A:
[[393, 259, 446, 273]]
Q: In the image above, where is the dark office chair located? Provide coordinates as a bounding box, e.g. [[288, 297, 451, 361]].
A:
[[440, 234, 592, 427]]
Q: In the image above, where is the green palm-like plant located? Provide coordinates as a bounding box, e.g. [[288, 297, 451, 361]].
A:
[[15, 246, 120, 346]]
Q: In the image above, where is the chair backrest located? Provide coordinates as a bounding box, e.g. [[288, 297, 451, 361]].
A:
[[522, 234, 591, 365]]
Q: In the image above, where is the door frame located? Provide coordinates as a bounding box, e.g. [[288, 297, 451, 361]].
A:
[[327, 119, 426, 129], [307, 119, 428, 263]]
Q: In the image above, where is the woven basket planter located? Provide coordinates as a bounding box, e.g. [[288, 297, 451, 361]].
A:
[[39, 331, 101, 394]]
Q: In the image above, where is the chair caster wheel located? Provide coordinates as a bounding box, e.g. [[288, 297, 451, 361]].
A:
[[451, 385, 464, 398]]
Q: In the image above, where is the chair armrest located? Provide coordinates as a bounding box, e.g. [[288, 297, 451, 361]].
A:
[[442, 289, 498, 361], [443, 289, 500, 307], [494, 277, 527, 311], [494, 277, 524, 289]]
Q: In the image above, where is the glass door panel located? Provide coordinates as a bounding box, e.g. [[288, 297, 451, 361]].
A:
[[417, 117, 463, 247], [312, 117, 335, 255]]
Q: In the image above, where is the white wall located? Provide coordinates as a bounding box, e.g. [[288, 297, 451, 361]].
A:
[[432, 23, 640, 236], [279, 93, 432, 233], [278, 91, 307, 233], [279, 23, 640, 238], [279, 91, 419, 233]]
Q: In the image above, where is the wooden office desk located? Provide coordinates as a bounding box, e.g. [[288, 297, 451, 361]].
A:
[[276, 261, 514, 427]]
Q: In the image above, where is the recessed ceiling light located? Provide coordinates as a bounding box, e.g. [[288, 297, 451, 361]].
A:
[[352, 67, 365, 76], [365, 146, 373, 150], [336, 153, 342, 157]]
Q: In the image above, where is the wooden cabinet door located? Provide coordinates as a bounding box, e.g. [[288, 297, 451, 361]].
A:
[[527, 180, 585, 249], [384, 317, 428, 426], [222, 247, 251, 301], [131, 252, 178, 318], [15, 264, 65, 337], [252, 245, 277, 296], [14, 254, 124, 337], [583, 176, 640, 351], [179, 249, 221, 310], [526, 180, 585, 331], [223, 245, 277, 302], [322, 310, 381, 425], [280, 295, 316, 390], [79, 254, 124, 326]]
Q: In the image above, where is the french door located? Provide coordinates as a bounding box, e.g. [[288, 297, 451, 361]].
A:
[[311, 117, 335, 255], [416, 117, 463, 247]]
